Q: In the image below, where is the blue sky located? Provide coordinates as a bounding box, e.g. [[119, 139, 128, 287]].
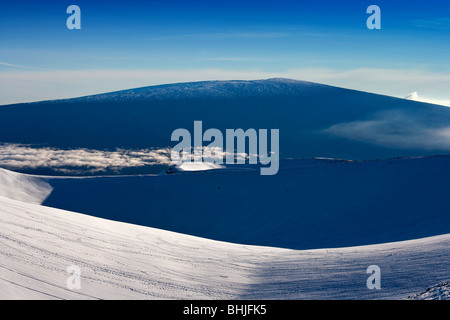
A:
[[0, 0, 449, 105]]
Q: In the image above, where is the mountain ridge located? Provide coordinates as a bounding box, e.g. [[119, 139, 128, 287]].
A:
[[6, 78, 333, 105], [3, 78, 432, 106]]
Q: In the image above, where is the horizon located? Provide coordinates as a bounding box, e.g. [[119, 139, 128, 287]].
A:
[[0, 0, 449, 106]]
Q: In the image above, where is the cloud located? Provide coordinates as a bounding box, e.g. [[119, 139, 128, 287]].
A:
[[0, 144, 173, 174], [148, 31, 292, 42], [206, 57, 248, 61], [412, 18, 450, 30], [405, 92, 419, 100], [324, 110, 450, 151], [405, 91, 450, 107], [0, 61, 28, 69]]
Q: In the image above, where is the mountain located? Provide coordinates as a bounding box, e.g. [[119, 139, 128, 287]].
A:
[[1, 79, 450, 176]]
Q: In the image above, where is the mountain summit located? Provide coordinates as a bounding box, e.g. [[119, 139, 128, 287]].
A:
[[53, 78, 328, 102]]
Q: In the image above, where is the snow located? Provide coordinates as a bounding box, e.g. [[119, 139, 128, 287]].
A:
[[174, 161, 225, 172], [0, 195, 448, 300], [406, 281, 450, 300], [0, 168, 52, 204]]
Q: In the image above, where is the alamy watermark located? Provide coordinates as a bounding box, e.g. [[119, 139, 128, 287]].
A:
[[66, 5, 380, 31], [66, 265, 81, 290], [367, 5, 381, 30], [366, 265, 381, 290], [171, 121, 279, 175], [66, 5, 81, 30]]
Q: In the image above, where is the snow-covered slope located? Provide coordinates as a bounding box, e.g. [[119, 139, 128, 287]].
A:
[[39, 156, 450, 250], [0, 195, 449, 300]]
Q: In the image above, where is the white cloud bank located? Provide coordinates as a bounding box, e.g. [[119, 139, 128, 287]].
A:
[[0, 144, 173, 174], [1, 67, 449, 106], [324, 110, 450, 150]]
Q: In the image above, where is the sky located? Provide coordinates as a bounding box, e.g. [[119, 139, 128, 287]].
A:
[[0, 0, 449, 105]]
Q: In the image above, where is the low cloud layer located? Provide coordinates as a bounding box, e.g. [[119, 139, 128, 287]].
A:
[[324, 110, 450, 151], [0, 144, 173, 174]]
